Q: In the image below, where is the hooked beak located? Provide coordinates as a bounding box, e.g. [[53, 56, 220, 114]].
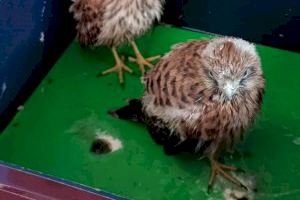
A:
[[223, 81, 238, 99]]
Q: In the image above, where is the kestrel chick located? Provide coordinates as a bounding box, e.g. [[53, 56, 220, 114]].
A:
[[69, 0, 164, 83], [110, 37, 265, 189]]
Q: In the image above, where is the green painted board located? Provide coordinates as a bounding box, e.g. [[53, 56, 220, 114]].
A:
[[1, 25, 300, 199]]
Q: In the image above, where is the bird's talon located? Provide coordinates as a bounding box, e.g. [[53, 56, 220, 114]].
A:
[[218, 163, 237, 171], [128, 57, 136, 62], [209, 159, 244, 189], [123, 65, 133, 73], [100, 47, 133, 84], [144, 62, 154, 69], [146, 55, 161, 62], [130, 41, 160, 74]]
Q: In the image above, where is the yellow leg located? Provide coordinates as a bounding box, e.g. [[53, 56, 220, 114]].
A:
[[100, 47, 132, 84], [128, 41, 160, 74], [208, 157, 246, 191]]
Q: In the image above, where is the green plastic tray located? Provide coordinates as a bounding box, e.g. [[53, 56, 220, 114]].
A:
[[1, 25, 300, 199]]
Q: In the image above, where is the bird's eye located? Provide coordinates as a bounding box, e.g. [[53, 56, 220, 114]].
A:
[[209, 71, 214, 78], [243, 69, 250, 78]]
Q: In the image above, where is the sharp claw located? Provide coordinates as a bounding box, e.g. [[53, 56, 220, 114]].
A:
[[146, 55, 161, 62], [129, 54, 159, 74], [123, 65, 133, 73], [145, 62, 154, 68], [208, 159, 246, 190]]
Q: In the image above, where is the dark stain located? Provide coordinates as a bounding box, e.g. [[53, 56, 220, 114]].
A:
[[242, 151, 253, 158], [237, 197, 249, 200], [91, 139, 112, 154], [47, 77, 54, 84], [12, 122, 19, 128], [96, 72, 103, 78]]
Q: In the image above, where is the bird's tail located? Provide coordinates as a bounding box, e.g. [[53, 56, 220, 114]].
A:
[[108, 99, 144, 122]]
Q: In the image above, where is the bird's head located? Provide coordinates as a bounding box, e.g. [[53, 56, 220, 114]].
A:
[[200, 37, 264, 101]]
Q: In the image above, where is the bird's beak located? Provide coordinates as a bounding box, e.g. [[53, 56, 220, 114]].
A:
[[223, 81, 238, 99]]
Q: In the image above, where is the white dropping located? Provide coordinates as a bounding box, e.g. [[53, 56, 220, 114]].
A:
[[17, 105, 24, 111], [40, 32, 45, 42], [41, 6, 45, 17], [293, 137, 300, 146], [41, 0, 46, 18], [0, 82, 7, 99], [95, 132, 123, 152]]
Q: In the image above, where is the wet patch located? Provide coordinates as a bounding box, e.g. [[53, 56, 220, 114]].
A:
[[47, 77, 54, 84]]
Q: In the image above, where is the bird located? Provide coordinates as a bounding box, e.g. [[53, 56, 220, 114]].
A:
[[109, 37, 265, 189], [69, 0, 165, 84]]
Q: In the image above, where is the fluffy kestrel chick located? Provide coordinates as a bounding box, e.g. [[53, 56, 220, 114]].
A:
[[69, 0, 164, 83], [110, 37, 265, 189]]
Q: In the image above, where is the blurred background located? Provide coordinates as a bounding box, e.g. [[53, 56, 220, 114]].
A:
[[162, 0, 300, 52], [1, 0, 300, 131]]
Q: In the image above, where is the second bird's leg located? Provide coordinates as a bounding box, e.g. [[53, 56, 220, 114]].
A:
[[101, 47, 132, 84], [128, 41, 160, 74], [208, 152, 246, 191]]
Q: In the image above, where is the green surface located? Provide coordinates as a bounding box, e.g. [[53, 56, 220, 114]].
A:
[[1, 25, 300, 199]]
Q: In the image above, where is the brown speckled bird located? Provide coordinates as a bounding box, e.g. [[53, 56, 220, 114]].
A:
[[69, 0, 164, 83], [110, 37, 265, 189]]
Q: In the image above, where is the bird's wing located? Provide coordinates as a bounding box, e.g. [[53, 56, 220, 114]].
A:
[[145, 113, 211, 155], [143, 40, 209, 109]]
